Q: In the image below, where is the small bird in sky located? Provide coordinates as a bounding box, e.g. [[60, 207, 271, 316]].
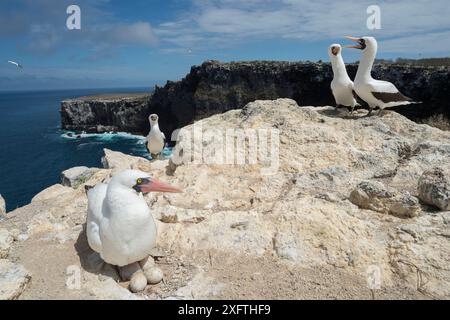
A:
[[7, 60, 23, 69]]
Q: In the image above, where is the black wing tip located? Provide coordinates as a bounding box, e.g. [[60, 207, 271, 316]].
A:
[[372, 91, 416, 104]]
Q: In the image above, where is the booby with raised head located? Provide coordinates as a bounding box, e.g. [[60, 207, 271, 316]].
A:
[[328, 44, 359, 114], [87, 169, 182, 292], [345, 36, 416, 116], [146, 114, 166, 159]]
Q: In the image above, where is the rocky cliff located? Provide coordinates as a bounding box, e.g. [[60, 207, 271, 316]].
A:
[[3, 100, 450, 300], [61, 61, 450, 138], [61, 93, 151, 134]]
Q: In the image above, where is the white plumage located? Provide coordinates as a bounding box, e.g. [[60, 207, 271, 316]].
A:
[[345, 36, 415, 115], [328, 44, 358, 113], [146, 114, 165, 158], [87, 169, 181, 292], [87, 170, 157, 267], [7, 60, 23, 69]]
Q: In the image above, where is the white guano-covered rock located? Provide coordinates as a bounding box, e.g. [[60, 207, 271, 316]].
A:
[[349, 181, 421, 218], [418, 167, 450, 211], [0, 194, 5, 217], [0, 260, 31, 300], [0, 229, 14, 259], [61, 166, 98, 189]]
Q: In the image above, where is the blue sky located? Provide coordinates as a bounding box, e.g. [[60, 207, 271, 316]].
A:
[[1, 0, 449, 91]]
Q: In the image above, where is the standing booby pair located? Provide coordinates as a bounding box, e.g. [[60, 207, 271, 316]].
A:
[[345, 36, 416, 116], [328, 44, 359, 114], [146, 114, 166, 159], [87, 169, 182, 292]]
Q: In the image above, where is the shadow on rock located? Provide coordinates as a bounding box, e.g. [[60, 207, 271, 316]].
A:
[[74, 223, 120, 281]]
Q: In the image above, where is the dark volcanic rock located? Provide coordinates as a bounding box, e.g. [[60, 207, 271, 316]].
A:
[[61, 61, 450, 138], [61, 94, 151, 134], [150, 61, 450, 140], [148, 61, 334, 140]]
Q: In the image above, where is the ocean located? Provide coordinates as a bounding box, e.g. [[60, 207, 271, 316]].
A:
[[0, 88, 163, 212]]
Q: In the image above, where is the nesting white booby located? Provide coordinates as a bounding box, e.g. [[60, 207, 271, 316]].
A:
[[146, 114, 166, 159], [328, 44, 359, 114], [345, 36, 416, 116], [87, 169, 182, 292]]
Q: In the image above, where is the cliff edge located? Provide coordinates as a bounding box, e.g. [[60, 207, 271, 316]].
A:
[[61, 61, 450, 138]]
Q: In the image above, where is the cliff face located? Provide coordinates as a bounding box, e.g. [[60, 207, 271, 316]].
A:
[[61, 94, 151, 134], [150, 61, 450, 138], [149, 61, 334, 139], [61, 61, 450, 137]]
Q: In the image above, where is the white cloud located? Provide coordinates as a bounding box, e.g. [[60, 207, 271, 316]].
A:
[[1, 1, 158, 56], [108, 22, 158, 47], [381, 30, 450, 54], [155, 0, 450, 54]]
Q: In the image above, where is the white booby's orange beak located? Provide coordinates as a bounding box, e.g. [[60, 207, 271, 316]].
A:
[[344, 36, 364, 49], [139, 178, 182, 194]]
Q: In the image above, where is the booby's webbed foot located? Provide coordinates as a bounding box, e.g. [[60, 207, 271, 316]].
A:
[[150, 153, 162, 161], [119, 262, 142, 281], [349, 106, 356, 116]]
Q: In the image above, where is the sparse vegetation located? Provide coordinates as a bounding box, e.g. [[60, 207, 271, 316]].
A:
[[374, 57, 450, 67], [421, 114, 450, 131]]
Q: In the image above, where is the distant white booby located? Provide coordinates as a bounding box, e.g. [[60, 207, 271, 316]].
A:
[[328, 44, 359, 114], [146, 114, 166, 159], [345, 36, 416, 116], [7, 60, 23, 69], [87, 169, 182, 291]]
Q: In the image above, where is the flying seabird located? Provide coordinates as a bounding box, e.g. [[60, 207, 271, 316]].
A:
[[345, 36, 416, 116], [146, 114, 166, 159], [328, 44, 359, 114], [87, 169, 182, 292], [7, 60, 23, 69]]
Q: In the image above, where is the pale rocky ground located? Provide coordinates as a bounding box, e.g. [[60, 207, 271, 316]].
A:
[[0, 195, 5, 218], [1, 99, 450, 300]]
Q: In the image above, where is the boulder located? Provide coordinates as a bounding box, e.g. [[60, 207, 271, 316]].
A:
[[31, 184, 74, 203], [102, 148, 141, 170], [61, 166, 98, 189], [349, 181, 421, 218], [418, 167, 450, 211]]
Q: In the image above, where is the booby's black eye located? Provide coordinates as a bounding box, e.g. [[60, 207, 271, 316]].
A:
[[359, 39, 367, 50]]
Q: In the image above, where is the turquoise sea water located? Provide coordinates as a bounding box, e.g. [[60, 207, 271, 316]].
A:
[[0, 88, 168, 212]]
